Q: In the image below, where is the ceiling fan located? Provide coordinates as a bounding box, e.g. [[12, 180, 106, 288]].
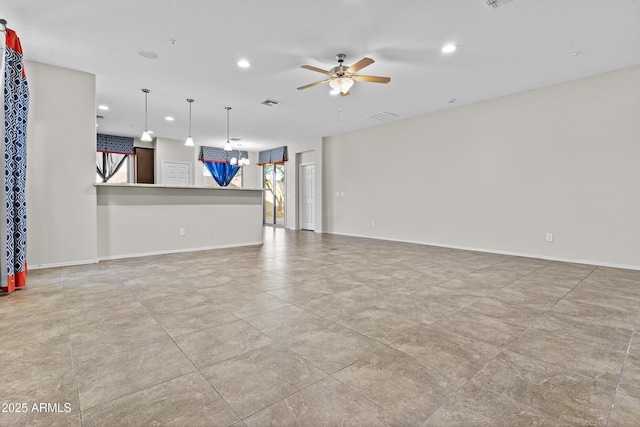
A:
[[297, 53, 391, 96]]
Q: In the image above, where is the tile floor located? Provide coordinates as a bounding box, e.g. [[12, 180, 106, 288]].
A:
[[1, 228, 639, 426]]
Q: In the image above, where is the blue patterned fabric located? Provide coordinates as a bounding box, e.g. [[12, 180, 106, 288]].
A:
[[199, 146, 247, 163], [258, 146, 287, 165], [203, 161, 240, 187], [2, 29, 29, 292], [97, 134, 134, 154]]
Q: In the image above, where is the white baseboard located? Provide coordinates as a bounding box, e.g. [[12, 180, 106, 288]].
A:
[[324, 231, 640, 271], [97, 241, 264, 262], [28, 258, 99, 270]]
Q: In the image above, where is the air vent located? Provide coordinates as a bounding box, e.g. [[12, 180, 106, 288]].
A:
[[230, 138, 241, 142], [368, 110, 399, 121], [487, 0, 514, 8], [261, 99, 280, 107]]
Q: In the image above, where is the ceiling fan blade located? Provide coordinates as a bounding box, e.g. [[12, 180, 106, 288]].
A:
[[297, 79, 330, 90], [301, 65, 333, 76], [347, 57, 374, 74], [353, 75, 391, 84]]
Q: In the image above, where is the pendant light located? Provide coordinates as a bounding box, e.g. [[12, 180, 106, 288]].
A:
[[140, 88, 152, 142], [185, 98, 194, 146], [223, 107, 249, 166], [223, 107, 233, 151]]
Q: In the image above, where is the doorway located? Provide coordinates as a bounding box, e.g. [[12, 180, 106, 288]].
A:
[[300, 163, 315, 230], [263, 163, 285, 227]]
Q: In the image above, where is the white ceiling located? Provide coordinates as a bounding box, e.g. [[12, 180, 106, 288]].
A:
[[3, 0, 640, 150]]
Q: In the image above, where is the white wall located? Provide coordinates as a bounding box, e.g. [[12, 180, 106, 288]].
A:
[[155, 137, 195, 185], [97, 185, 263, 259], [323, 65, 640, 269], [26, 61, 98, 267]]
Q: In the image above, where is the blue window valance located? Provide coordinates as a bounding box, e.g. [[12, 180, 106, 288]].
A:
[[199, 146, 248, 163], [257, 146, 288, 165], [97, 134, 134, 155]]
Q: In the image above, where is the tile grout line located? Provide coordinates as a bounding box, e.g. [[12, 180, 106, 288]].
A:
[[604, 310, 639, 427]]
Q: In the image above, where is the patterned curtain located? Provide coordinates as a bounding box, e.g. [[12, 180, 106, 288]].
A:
[[1, 28, 29, 293]]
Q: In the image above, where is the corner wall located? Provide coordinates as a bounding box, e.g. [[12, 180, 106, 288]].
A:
[[324, 65, 640, 268], [26, 61, 98, 267]]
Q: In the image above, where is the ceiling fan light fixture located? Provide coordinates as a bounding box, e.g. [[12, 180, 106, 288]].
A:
[[329, 77, 354, 94]]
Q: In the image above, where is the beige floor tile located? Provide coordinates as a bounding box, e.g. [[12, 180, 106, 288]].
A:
[[0, 410, 81, 427], [508, 328, 627, 386], [391, 327, 502, 380], [244, 305, 330, 341], [333, 346, 465, 426], [244, 377, 403, 427], [282, 323, 384, 373], [473, 351, 613, 426], [424, 382, 567, 427], [608, 390, 640, 427], [430, 310, 526, 348], [80, 372, 239, 427], [201, 344, 326, 418], [174, 319, 273, 369], [2, 229, 635, 425], [75, 340, 196, 410], [336, 307, 424, 344], [154, 304, 238, 337]]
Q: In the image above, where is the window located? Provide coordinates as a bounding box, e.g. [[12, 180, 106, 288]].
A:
[[203, 165, 243, 188], [96, 152, 129, 183]]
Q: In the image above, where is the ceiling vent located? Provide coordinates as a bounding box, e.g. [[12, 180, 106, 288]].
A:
[[230, 138, 241, 142], [261, 99, 280, 107], [487, 0, 514, 8], [368, 110, 399, 121]]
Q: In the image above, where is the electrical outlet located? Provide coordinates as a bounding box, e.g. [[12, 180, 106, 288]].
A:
[[179, 228, 186, 236], [545, 233, 553, 242]]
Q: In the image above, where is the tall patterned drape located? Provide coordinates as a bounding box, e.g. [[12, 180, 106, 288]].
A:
[[1, 28, 29, 293]]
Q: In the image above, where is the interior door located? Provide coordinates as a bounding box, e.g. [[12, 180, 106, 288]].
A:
[[163, 161, 190, 186], [300, 163, 315, 230], [135, 147, 154, 184]]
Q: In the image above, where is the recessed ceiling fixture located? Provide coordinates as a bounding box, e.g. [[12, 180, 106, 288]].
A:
[[572, 51, 582, 57], [442, 44, 457, 54], [168, 39, 178, 45], [137, 50, 158, 59], [140, 89, 152, 142], [165, 116, 174, 122], [448, 98, 456, 103], [98, 105, 109, 111], [237, 59, 251, 68], [298, 53, 391, 96], [185, 99, 194, 147]]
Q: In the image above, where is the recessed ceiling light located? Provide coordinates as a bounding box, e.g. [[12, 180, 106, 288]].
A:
[[572, 51, 582, 56], [165, 116, 175, 122], [448, 98, 456, 103], [98, 105, 109, 111], [138, 50, 158, 59], [168, 39, 178, 45], [442, 44, 457, 54], [237, 59, 251, 68]]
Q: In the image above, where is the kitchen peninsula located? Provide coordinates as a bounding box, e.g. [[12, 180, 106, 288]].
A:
[[95, 183, 264, 260]]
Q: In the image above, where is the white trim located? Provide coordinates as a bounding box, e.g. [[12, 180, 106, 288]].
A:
[[97, 241, 263, 262], [29, 258, 99, 270], [325, 231, 640, 271]]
